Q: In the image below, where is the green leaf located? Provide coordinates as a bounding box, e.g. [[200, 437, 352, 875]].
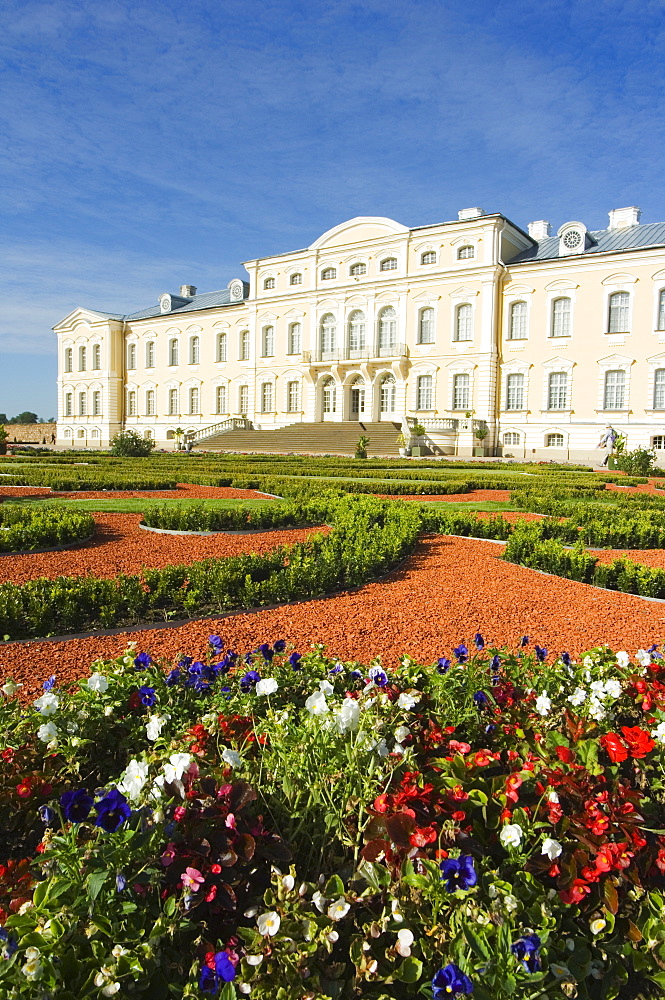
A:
[[395, 956, 423, 983], [463, 925, 491, 962], [87, 870, 108, 901], [649, 972, 665, 989], [324, 874, 345, 897], [164, 895, 177, 916], [220, 984, 236, 1000]]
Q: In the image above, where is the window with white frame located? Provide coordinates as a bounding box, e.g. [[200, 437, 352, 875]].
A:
[[546, 433, 564, 447], [190, 336, 200, 365], [64, 347, 73, 373], [551, 297, 571, 338], [608, 292, 630, 333], [79, 346, 87, 371], [322, 376, 336, 413], [509, 301, 527, 340], [262, 325, 275, 357], [263, 277, 275, 290], [320, 313, 336, 354], [505, 373, 524, 410], [126, 344, 135, 370], [348, 311, 366, 352], [64, 428, 72, 438], [79, 391, 87, 415], [169, 339, 179, 366], [146, 341, 155, 368], [260, 382, 273, 413], [126, 391, 136, 417], [216, 385, 227, 414], [659, 290, 665, 331], [143, 429, 152, 440], [418, 307, 434, 344], [548, 372, 569, 410], [65, 393, 73, 416], [454, 303, 473, 342], [378, 306, 397, 353], [287, 381, 299, 412], [240, 331, 250, 361], [92, 391, 101, 416], [168, 388, 178, 415], [321, 267, 336, 280], [239, 385, 249, 415], [189, 387, 200, 414], [653, 435, 665, 450], [457, 245, 475, 260], [380, 373, 396, 412], [503, 432, 520, 446], [603, 369, 626, 409], [350, 262, 366, 276], [288, 322, 301, 354], [654, 369, 665, 409], [92, 344, 101, 369], [421, 251, 436, 265], [453, 373, 470, 410], [290, 273, 302, 285], [216, 332, 227, 362], [92, 429, 100, 439], [416, 374, 433, 410], [146, 389, 155, 416], [380, 257, 397, 271]]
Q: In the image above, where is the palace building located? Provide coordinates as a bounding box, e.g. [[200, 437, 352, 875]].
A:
[[54, 206, 665, 461]]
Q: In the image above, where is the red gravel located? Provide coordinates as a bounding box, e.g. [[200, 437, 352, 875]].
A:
[[0, 484, 275, 502], [5, 535, 665, 703], [385, 490, 513, 503]]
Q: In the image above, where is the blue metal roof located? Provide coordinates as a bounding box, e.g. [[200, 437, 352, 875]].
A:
[[86, 284, 249, 322], [508, 221, 665, 263]]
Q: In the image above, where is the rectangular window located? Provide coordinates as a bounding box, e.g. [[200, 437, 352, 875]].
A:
[[603, 370, 626, 410], [65, 393, 73, 416], [79, 347, 86, 371], [189, 387, 199, 414], [262, 326, 275, 357], [216, 385, 227, 414], [127, 391, 136, 417], [654, 369, 665, 409], [169, 340, 179, 366], [416, 375, 433, 410], [608, 292, 630, 333], [548, 372, 568, 410], [288, 323, 301, 354], [509, 301, 527, 340], [551, 297, 571, 337], [454, 304, 472, 342], [503, 432, 520, 446], [146, 342, 155, 368], [659, 290, 665, 331], [64, 347, 73, 373], [79, 391, 87, 416], [505, 373, 524, 410], [168, 388, 178, 415], [239, 385, 249, 415], [146, 390, 155, 415], [546, 433, 564, 447], [261, 382, 273, 412], [287, 381, 299, 412], [92, 344, 101, 370], [127, 344, 136, 369], [240, 331, 250, 361], [190, 337, 200, 364], [217, 333, 227, 362], [653, 435, 665, 450], [418, 308, 434, 344], [92, 391, 101, 416], [453, 373, 470, 410]]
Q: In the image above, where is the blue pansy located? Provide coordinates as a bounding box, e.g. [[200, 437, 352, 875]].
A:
[[368, 665, 388, 687], [134, 652, 152, 670], [439, 855, 478, 892], [116, 873, 127, 892], [39, 804, 56, 825], [349, 669, 363, 681], [60, 788, 94, 823], [329, 662, 343, 675], [94, 789, 131, 833], [288, 651, 302, 669], [474, 633, 485, 650], [258, 643, 274, 661], [520, 635, 529, 647], [273, 639, 287, 653], [42, 675, 56, 691], [561, 652, 571, 666], [178, 655, 193, 668], [473, 691, 488, 708], [138, 685, 157, 706], [490, 654, 501, 672], [165, 668, 182, 687], [208, 635, 224, 653], [511, 933, 541, 973], [0, 927, 17, 959], [199, 951, 236, 993], [453, 644, 468, 663], [240, 670, 261, 693], [437, 657, 451, 674], [534, 645, 548, 663], [432, 963, 473, 998]]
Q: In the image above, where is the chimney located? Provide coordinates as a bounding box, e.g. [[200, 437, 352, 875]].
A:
[[528, 220, 552, 240], [608, 207, 641, 231], [179, 284, 197, 298], [457, 207, 485, 221]]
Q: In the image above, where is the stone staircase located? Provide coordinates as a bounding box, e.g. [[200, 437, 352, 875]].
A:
[[196, 421, 403, 456]]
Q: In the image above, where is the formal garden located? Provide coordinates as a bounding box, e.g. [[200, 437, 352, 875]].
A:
[[2, 449, 665, 998]]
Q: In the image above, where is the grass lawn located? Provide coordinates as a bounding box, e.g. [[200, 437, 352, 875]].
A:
[[2, 497, 284, 514]]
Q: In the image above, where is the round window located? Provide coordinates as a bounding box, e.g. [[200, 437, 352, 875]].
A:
[[563, 230, 583, 250]]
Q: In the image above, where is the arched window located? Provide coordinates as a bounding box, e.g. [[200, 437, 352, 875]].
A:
[[91, 429, 100, 439], [239, 385, 249, 415], [421, 251, 436, 265], [216, 385, 227, 414], [546, 433, 564, 448], [189, 386, 200, 414], [168, 388, 178, 415], [654, 369, 665, 409], [551, 297, 571, 338], [78, 391, 86, 415], [143, 429, 153, 440], [453, 373, 470, 410], [146, 341, 155, 368], [503, 432, 520, 446], [290, 273, 302, 285], [548, 372, 568, 410], [659, 290, 665, 331], [604, 370, 626, 409], [64, 347, 73, 373], [287, 381, 300, 412], [240, 331, 250, 361], [263, 277, 275, 290], [145, 389, 155, 415], [262, 326, 275, 357], [380, 257, 397, 271], [126, 391, 136, 417], [378, 306, 397, 353], [457, 245, 475, 260], [454, 303, 473, 342], [216, 332, 227, 362], [79, 346, 87, 371], [65, 393, 73, 416], [169, 339, 179, 366], [350, 262, 366, 276], [608, 292, 630, 333], [505, 373, 524, 410], [322, 376, 336, 413], [261, 382, 273, 413], [288, 323, 301, 354], [321, 267, 336, 280], [126, 344, 135, 370], [380, 373, 396, 413], [509, 301, 527, 340], [416, 374, 433, 410], [92, 391, 101, 416], [320, 313, 336, 355], [418, 308, 434, 344], [189, 336, 200, 364], [92, 344, 101, 370], [348, 310, 366, 353]]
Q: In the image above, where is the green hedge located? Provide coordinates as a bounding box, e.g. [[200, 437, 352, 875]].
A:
[[141, 498, 328, 532], [0, 505, 94, 553]]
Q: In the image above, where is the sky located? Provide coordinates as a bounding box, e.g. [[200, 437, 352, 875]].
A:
[[1, 0, 665, 417]]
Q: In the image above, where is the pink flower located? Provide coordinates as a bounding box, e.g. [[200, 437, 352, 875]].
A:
[[160, 843, 177, 867], [182, 867, 205, 891], [225, 812, 236, 830]]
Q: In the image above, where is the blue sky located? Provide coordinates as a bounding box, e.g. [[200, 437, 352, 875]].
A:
[[1, 0, 665, 417]]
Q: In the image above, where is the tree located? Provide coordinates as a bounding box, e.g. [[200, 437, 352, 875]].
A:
[[8, 411, 38, 424], [110, 430, 156, 457]]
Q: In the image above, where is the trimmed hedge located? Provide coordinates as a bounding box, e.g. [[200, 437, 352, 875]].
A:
[[141, 499, 328, 532], [0, 505, 94, 553]]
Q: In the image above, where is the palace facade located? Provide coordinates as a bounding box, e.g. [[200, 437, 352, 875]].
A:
[[54, 206, 665, 461]]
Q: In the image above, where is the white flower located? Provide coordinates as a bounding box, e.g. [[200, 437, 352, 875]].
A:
[[589, 680, 607, 697], [535, 691, 552, 716], [333, 698, 360, 733], [588, 697, 606, 722], [319, 679, 334, 696], [25, 947, 40, 961], [111, 945, 129, 958], [255, 678, 278, 697], [604, 679, 622, 700], [327, 897, 350, 920], [374, 738, 389, 757], [102, 984, 121, 997], [394, 725, 410, 743], [395, 928, 414, 957], [547, 790, 560, 803], [636, 648, 652, 666], [33, 692, 59, 716], [499, 823, 523, 849], [504, 894, 518, 913], [312, 891, 328, 913], [2, 679, 22, 697], [117, 759, 149, 803], [590, 918, 607, 935], [652, 721, 665, 744], [37, 721, 58, 744], [397, 691, 420, 711], [87, 672, 109, 694], [616, 651, 630, 668], [146, 715, 168, 741], [221, 748, 243, 768], [282, 874, 295, 891], [541, 837, 563, 861], [163, 752, 192, 783], [583, 657, 594, 669], [246, 954, 263, 966], [22, 958, 43, 980], [104, 705, 113, 716], [257, 911, 281, 935], [568, 687, 586, 706], [305, 690, 329, 716]]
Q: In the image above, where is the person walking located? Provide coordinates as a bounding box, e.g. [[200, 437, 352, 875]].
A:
[[597, 425, 617, 466]]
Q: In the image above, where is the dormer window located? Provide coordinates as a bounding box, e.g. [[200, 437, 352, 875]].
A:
[[321, 267, 336, 280], [350, 262, 367, 276], [457, 245, 475, 260], [557, 222, 589, 257], [263, 277, 275, 290], [290, 273, 302, 285]]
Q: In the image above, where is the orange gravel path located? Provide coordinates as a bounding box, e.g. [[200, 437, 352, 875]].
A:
[[6, 535, 665, 702], [0, 484, 276, 502]]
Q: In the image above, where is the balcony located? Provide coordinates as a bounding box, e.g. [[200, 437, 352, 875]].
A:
[[407, 417, 459, 433], [303, 343, 409, 365]]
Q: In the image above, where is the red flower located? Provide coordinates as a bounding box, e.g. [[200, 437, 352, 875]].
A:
[[409, 824, 438, 847], [554, 746, 575, 763], [620, 726, 655, 759], [600, 733, 629, 763], [451, 810, 466, 822], [448, 740, 471, 755], [559, 879, 592, 904], [16, 781, 32, 798]]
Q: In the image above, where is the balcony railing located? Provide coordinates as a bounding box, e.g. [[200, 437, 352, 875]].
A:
[[406, 417, 459, 433], [192, 418, 252, 443], [303, 343, 409, 364]]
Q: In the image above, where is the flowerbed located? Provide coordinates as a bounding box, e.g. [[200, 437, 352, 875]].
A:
[[2, 637, 665, 998]]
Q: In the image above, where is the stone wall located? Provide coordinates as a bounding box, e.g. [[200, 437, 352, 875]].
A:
[[4, 423, 57, 444]]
